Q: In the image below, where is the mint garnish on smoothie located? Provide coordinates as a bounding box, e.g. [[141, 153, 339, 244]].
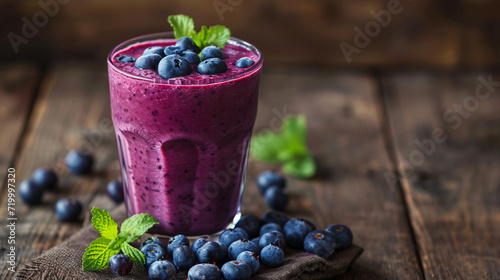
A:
[[168, 14, 231, 49], [82, 207, 158, 271], [119, 14, 236, 78]]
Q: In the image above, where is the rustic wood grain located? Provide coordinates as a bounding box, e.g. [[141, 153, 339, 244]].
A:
[[0, 63, 120, 280], [0, 64, 40, 195], [382, 72, 500, 279], [244, 70, 423, 279], [0, 64, 40, 279]]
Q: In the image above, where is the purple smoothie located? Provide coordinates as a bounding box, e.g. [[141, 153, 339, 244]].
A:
[[107, 33, 262, 236]]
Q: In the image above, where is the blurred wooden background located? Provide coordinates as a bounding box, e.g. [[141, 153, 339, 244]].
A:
[[1, 0, 500, 67]]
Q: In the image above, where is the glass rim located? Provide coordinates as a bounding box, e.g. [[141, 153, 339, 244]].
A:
[[107, 32, 263, 86]]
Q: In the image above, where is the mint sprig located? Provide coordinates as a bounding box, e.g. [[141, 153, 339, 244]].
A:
[[82, 237, 119, 271], [82, 208, 159, 271], [119, 213, 159, 243], [168, 14, 195, 39], [250, 115, 316, 178], [168, 14, 231, 50], [121, 242, 146, 267], [91, 208, 118, 239]]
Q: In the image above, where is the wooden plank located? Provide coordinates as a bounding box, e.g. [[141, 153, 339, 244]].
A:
[[0, 63, 120, 279], [382, 72, 500, 279], [244, 70, 423, 279], [0, 63, 40, 279], [0, 64, 40, 190]]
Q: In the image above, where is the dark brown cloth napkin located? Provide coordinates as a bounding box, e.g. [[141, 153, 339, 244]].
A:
[[15, 205, 363, 280]]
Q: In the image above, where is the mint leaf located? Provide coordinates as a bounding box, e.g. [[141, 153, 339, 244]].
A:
[[82, 237, 119, 271], [278, 115, 308, 159], [192, 25, 209, 50], [192, 25, 231, 49], [205, 25, 231, 49], [121, 242, 146, 267], [250, 115, 316, 178], [250, 131, 286, 162], [251, 115, 308, 162], [283, 155, 316, 178], [168, 14, 231, 50], [168, 14, 196, 39], [282, 115, 307, 142], [120, 213, 159, 243], [91, 207, 118, 240], [108, 238, 124, 251]]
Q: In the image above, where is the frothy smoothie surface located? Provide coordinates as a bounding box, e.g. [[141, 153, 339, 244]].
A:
[[112, 39, 260, 83], [108, 37, 262, 236]]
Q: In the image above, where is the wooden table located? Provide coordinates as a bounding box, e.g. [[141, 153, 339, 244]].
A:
[[0, 63, 499, 279]]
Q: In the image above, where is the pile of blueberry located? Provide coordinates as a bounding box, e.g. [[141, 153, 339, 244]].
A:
[[109, 210, 353, 280], [117, 36, 255, 79], [19, 150, 124, 221]]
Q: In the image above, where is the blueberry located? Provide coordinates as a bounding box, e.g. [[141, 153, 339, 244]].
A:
[[257, 171, 286, 194], [140, 237, 164, 250], [191, 238, 208, 254], [219, 228, 249, 247], [260, 223, 283, 236], [216, 241, 228, 263], [304, 219, 317, 231], [236, 251, 259, 274], [221, 260, 252, 280], [176, 37, 201, 53], [55, 198, 82, 222], [265, 186, 288, 211], [148, 260, 176, 280], [116, 55, 136, 63], [260, 244, 284, 268], [65, 150, 94, 175], [235, 57, 254, 68], [143, 46, 165, 57], [250, 237, 260, 247], [19, 180, 44, 204], [109, 253, 133, 276], [106, 180, 124, 203], [164, 45, 184, 56], [235, 215, 261, 238], [196, 241, 220, 264], [228, 239, 259, 260], [259, 231, 286, 250], [31, 168, 58, 190], [173, 245, 196, 271], [158, 55, 192, 79], [197, 58, 227, 75], [135, 54, 162, 69], [167, 234, 189, 256], [180, 50, 201, 65], [200, 46, 224, 61], [188, 263, 222, 280], [325, 224, 353, 249], [304, 230, 336, 258], [283, 218, 313, 249], [141, 243, 166, 269], [261, 211, 289, 227]]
